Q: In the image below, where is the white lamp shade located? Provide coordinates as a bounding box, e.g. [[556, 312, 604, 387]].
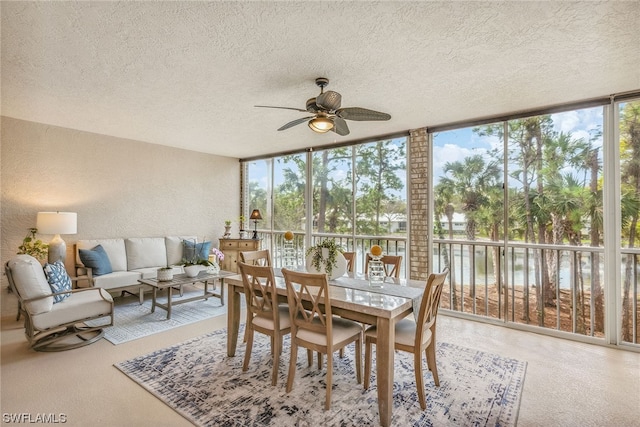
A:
[[36, 212, 77, 235]]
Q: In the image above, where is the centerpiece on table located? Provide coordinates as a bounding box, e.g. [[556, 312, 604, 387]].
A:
[[305, 239, 347, 280], [181, 239, 215, 277], [282, 231, 297, 268], [368, 244, 385, 288]]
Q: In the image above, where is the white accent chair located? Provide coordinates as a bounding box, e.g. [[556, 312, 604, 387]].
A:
[[6, 255, 114, 352]]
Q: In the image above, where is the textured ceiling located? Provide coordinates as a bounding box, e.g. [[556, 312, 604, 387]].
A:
[[2, 1, 639, 159]]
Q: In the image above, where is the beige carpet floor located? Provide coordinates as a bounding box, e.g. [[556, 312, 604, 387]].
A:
[[1, 291, 639, 426]]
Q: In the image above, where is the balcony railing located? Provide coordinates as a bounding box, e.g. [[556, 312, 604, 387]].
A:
[[433, 238, 640, 345]]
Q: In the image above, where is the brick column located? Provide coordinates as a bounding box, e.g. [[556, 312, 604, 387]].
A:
[[408, 127, 430, 281]]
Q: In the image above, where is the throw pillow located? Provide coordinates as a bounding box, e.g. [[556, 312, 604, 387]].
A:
[[43, 261, 72, 303], [182, 240, 212, 262], [78, 244, 113, 276]]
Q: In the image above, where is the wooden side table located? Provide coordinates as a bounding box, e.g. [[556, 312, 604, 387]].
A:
[[219, 238, 260, 273]]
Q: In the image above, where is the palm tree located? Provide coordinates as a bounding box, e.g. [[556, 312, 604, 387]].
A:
[[440, 154, 501, 299]]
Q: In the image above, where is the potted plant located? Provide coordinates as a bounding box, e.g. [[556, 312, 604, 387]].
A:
[[238, 215, 246, 239], [305, 239, 346, 279], [157, 266, 174, 281], [182, 258, 213, 278], [181, 238, 214, 277], [17, 228, 48, 263], [223, 220, 232, 238]]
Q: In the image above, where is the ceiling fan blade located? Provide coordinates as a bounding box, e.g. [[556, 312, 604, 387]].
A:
[[332, 117, 350, 136], [316, 91, 342, 111], [277, 116, 314, 131], [255, 105, 308, 113], [336, 107, 391, 121]]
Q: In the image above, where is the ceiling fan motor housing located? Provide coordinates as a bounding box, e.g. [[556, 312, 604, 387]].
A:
[[306, 97, 319, 113]]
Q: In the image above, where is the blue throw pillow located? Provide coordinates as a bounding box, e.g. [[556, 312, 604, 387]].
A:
[[79, 244, 113, 276], [43, 261, 72, 303], [182, 240, 212, 262]]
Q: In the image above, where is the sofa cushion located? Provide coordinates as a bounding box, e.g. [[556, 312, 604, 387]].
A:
[[165, 236, 196, 266], [8, 255, 54, 315], [32, 288, 113, 331], [91, 271, 142, 290], [183, 240, 212, 262], [43, 261, 72, 303], [79, 245, 113, 276], [125, 237, 167, 270], [77, 239, 127, 272]]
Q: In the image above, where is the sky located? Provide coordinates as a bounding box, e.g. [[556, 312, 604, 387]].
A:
[[432, 106, 604, 187]]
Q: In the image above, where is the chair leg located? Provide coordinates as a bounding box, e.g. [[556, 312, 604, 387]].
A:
[[271, 334, 280, 386], [339, 347, 345, 358], [243, 311, 250, 343], [325, 352, 333, 410], [355, 339, 362, 384], [287, 343, 298, 393], [364, 337, 372, 390], [414, 349, 426, 410], [426, 342, 440, 386], [317, 352, 323, 369], [242, 325, 254, 372], [307, 349, 313, 367]]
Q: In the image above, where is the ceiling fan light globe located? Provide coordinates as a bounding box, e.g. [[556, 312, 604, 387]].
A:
[[308, 117, 334, 133]]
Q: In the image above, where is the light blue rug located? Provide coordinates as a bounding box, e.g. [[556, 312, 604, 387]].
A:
[[116, 327, 526, 426], [88, 286, 229, 345]]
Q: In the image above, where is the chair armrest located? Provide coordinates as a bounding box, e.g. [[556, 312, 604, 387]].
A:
[[75, 264, 95, 288], [22, 287, 111, 305]]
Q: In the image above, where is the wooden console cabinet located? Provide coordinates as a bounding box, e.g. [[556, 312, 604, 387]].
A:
[[219, 238, 260, 273]]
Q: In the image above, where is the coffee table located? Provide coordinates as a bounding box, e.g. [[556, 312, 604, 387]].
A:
[[139, 270, 235, 319]]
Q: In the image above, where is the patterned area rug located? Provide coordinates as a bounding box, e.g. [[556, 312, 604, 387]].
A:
[[116, 328, 527, 426], [87, 286, 229, 345]]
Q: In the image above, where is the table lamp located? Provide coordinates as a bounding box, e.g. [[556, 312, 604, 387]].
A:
[[249, 209, 262, 240], [37, 212, 77, 264]]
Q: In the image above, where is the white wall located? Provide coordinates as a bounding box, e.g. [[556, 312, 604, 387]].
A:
[[1, 116, 240, 281]]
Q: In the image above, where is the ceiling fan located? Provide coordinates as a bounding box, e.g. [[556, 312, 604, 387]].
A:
[[255, 77, 391, 136]]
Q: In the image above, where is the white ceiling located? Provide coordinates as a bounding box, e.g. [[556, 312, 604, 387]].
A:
[[2, 1, 639, 159]]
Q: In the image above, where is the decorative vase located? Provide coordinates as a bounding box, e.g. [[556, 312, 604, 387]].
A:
[[157, 268, 174, 281], [184, 265, 201, 278], [305, 248, 347, 280], [368, 255, 385, 288], [223, 225, 231, 239], [283, 240, 297, 269], [206, 261, 220, 275]]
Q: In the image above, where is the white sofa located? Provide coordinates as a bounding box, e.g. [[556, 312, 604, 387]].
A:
[[75, 236, 199, 303]]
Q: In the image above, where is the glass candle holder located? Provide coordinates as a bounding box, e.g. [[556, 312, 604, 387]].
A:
[[368, 255, 385, 288]]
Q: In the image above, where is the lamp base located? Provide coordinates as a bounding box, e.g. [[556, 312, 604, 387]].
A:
[[48, 234, 67, 265]]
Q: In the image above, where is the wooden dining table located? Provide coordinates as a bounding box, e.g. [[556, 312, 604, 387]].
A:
[[225, 269, 425, 427]]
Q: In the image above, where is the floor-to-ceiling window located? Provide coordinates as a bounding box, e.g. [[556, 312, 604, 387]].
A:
[[618, 98, 640, 345], [243, 136, 408, 275], [432, 100, 640, 348]]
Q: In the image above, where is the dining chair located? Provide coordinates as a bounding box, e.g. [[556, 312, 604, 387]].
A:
[[364, 254, 402, 278], [238, 262, 291, 386], [240, 249, 272, 342], [341, 251, 355, 272], [363, 268, 449, 410], [240, 249, 272, 267], [281, 268, 363, 410]]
